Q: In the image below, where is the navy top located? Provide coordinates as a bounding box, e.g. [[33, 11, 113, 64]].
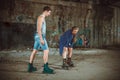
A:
[[59, 29, 74, 55]]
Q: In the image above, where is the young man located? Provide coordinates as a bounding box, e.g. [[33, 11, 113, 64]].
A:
[[27, 6, 54, 74], [59, 26, 79, 69]]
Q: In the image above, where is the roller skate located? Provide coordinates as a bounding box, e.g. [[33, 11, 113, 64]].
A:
[[62, 59, 69, 70], [67, 58, 74, 67]]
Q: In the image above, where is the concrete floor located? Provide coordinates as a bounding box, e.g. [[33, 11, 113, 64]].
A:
[[0, 48, 120, 80]]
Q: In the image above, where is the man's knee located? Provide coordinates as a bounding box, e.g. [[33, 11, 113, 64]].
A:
[[33, 49, 38, 54], [69, 47, 73, 51], [64, 47, 68, 51], [44, 49, 49, 54]]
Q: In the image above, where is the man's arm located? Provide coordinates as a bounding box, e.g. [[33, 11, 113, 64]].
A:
[[37, 16, 44, 44]]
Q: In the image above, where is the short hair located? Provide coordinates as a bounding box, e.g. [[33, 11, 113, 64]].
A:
[[43, 6, 51, 11], [72, 26, 79, 31]]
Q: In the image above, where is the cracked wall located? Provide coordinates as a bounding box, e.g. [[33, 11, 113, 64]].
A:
[[0, 0, 120, 50]]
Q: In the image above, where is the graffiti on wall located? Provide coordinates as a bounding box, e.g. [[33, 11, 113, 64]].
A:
[[13, 0, 93, 48]]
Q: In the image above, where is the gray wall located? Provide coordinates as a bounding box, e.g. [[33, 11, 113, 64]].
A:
[[0, 0, 120, 50]]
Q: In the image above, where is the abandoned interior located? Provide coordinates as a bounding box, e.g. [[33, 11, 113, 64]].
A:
[[0, 0, 120, 80]]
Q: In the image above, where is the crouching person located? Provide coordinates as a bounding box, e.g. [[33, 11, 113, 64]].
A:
[[59, 26, 79, 69]]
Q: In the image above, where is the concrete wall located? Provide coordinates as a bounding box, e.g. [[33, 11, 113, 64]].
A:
[[92, 5, 120, 48], [0, 0, 120, 50]]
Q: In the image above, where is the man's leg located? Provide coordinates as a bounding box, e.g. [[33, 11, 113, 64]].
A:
[[30, 49, 38, 63], [68, 48, 73, 58], [62, 47, 68, 59], [28, 49, 38, 72], [62, 47, 69, 69], [42, 49, 54, 74], [67, 48, 74, 67], [43, 49, 49, 64]]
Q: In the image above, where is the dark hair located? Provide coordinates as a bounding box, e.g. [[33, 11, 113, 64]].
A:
[[72, 26, 79, 31], [43, 6, 51, 11]]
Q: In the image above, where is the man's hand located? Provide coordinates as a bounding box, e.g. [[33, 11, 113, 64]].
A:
[[72, 37, 77, 43], [40, 39, 45, 45]]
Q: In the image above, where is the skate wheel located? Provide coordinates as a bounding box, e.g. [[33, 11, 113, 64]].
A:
[[62, 66, 69, 70]]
